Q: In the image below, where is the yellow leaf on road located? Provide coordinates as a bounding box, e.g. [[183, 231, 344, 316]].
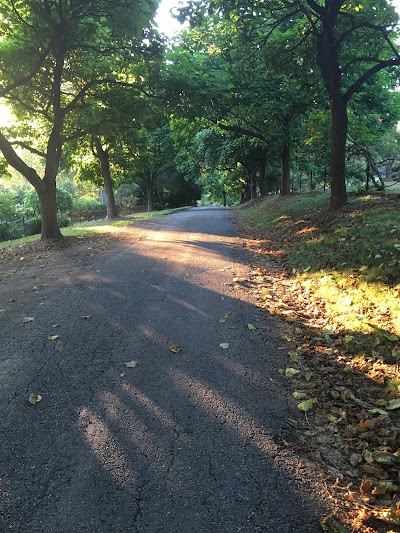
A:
[[169, 344, 181, 353], [28, 393, 42, 405], [22, 317, 35, 323], [125, 360, 138, 368], [220, 343, 230, 349], [219, 313, 229, 324], [48, 335, 59, 340]]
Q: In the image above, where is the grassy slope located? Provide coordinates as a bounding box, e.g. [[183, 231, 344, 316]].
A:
[[238, 192, 400, 530], [239, 192, 400, 337], [0, 208, 187, 248]]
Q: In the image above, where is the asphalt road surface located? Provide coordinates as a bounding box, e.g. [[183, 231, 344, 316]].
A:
[[0, 207, 329, 532]]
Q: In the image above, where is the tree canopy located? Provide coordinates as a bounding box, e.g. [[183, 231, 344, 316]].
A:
[[0, 0, 399, 239]]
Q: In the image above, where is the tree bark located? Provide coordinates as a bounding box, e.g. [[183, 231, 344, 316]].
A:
[[147, 183, 154, 211], [329, 93, 348, 208], [222, 189, 227, 206], [0, 131, 62, 239], [93, 137, 119, 219], [280, 139, 291, 195], [37, 180, 62, 239], [257, 153, 268, 196]]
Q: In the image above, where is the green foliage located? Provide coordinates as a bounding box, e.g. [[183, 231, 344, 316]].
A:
[[115, 184, 140, 208], [23, 188, 74, 216], [0, 189, 17, 220], [72, 197, 103, 213]]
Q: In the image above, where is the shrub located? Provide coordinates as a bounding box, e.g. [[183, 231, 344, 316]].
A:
[[23, 217, 42, 236], [0, 190, 17, 221], [57, 214, 71, 228], [0, 221, 23, 241], [115, 184, 139, 208], [72, 196, 103, 212]]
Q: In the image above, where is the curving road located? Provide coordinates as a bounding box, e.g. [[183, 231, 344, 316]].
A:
[[0, 207, 328, 532]]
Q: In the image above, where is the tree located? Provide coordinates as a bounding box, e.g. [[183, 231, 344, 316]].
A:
[[178, 0, 400, 208], [0, 0, 158, 238], [165, 13, 322, 199]]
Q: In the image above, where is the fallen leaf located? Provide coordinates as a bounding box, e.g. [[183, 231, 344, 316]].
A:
[[297, 398, 317, 412], [125, 360, 138, 368], [285, 367, 301, 377], [293, 391, 308, 399], [28, 393, 42, 405], [386, 398, 400, 410], [289, 351, 301, 363], [48, 335, 59, 340], [373, 451, 400, 466], [368, 408, 388, 416], [219, 313, 229, 324], [320, 514, 347, 532], [349, 453, 362, 467], [32, 284, 50, 291], [22, 317, 35, 323], [169, 344, 182, 353], [383, 332, 399, 342], [219, 343, 230, 349], [247, 323, 256, 331], [81, 315, 92, 320], [343, 335, 354, 345], [360, 478, 373, 495]]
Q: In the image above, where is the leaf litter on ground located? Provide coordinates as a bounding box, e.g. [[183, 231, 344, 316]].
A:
[[238, 194, 400, 532]]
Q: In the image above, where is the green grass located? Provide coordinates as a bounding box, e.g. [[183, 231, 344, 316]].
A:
[[239, 192, 400, 337], [0, 207, 188, 248]]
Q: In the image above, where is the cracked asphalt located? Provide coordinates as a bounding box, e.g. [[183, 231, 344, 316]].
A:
[[0, 207, 329, 532]]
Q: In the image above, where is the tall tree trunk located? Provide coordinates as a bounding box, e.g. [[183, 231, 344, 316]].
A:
[[329, 94, 348, 208], [93, 137, 118, 219], [147, 184, 154, 212], [258, 156, 268, 196], [222, 189, 227, 206], [280, 139, 291, 195], [315, 8, 348, 210], [250, 175, 257, 200], [37, 180, 62, 240]]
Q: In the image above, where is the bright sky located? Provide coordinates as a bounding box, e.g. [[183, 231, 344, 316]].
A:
[[155, 0, 188, 37], [155, 0, 400, 37]]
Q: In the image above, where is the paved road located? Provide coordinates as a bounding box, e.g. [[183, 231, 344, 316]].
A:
[[0, 207, 328, 532]]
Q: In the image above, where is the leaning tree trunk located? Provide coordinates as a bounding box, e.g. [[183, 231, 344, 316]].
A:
[[329, 93, 348, 209], [93, 137, 118, 220]]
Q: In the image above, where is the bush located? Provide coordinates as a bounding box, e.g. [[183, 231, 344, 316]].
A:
[[57, 214, 71, 228], [23, 217, 42, 236], [0, 190, 17, 221], [0, 221, 23, 241], [72, 196, 103, 212], [115, 184, 139, 208]]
